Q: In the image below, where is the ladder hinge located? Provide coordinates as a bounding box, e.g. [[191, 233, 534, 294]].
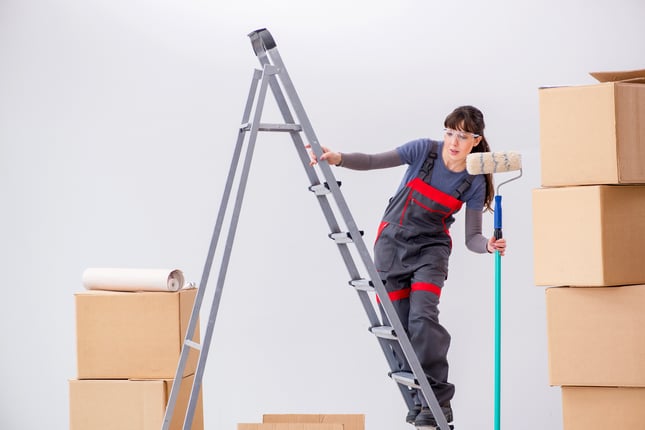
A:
[[308, 181, 342, 196]]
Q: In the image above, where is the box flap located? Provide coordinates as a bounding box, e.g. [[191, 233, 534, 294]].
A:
[[240, 425, 343, 430], [262, 414, 364, 430], [590, 69, 645, 83]]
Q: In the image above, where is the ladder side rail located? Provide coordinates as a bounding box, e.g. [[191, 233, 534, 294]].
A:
[[262, 48, 373, 269], [258, 46, 420, 414], [262, 46, 451, 430], [281, 131, 386, 326], [388, 342, 417, 410], [254, 59, 385, 329], [247, 28, 447, 429], [181, 64, 275, 430], [161, 68, 264, 430], [302, 151, 419, 411], [278, 107, 417, 409], [324, 170, 451, 430], [251, 52, 418, 410], [260, 71, 419, 411]]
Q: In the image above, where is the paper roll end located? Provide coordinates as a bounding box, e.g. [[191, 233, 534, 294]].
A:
[[168, 269, 185, 291]]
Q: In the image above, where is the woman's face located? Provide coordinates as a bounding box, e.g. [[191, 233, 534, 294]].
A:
[[443, 127, 482, 165]]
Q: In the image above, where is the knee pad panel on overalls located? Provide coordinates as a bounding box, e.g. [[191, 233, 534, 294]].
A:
[[415, 245, 450, 283]]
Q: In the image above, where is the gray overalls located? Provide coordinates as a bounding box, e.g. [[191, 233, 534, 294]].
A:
[[373, 142, 474, 407]]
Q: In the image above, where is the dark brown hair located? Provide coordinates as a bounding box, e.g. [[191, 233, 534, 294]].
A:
[[444, 105, 494, 211]]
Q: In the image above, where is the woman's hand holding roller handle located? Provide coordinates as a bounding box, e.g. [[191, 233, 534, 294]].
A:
[[487, 237, 506, 256]]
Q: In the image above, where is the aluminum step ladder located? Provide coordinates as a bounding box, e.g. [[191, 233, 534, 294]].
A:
[[162, 28, 453, 430]]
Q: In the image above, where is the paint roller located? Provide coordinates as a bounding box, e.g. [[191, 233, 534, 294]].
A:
[[467, 151, 522, 240], [466, 151, 522, 430]]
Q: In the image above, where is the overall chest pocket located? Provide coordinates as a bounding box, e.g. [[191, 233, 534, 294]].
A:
[[400, 190, 452, 232]]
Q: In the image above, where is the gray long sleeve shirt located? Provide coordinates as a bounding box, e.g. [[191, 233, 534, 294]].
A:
[[339, 149, 490, 254]]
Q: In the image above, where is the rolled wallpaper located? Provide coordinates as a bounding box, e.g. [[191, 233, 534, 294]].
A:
[[82, 268, 185, 292]]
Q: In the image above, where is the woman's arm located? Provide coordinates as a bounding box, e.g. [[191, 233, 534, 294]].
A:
[[337, 150, 402, 170], [465, 208, 506, 255], [310, 146, 403, 170]]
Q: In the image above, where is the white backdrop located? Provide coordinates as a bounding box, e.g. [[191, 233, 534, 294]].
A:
[[1, 1, 644, 429]]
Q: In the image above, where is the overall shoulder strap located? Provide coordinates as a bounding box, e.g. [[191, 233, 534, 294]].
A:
[[452, 174, 475, 200], [418, 141, 438, 182]]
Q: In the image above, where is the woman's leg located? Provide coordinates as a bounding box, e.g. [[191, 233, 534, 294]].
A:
[[408, 286, 454, 407]]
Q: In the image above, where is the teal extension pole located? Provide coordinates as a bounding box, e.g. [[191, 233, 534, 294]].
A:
[[465, 150, 522, 430], [494, 194, 503, 430]]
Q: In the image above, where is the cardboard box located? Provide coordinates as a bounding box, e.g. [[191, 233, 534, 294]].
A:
[[539, 69, 645, 187], [239, 425, 343, 430], [532, 185, 645, 287], [69, 374, 204, 430], [76, 288, 199, 379], [262, 414, 364, 430], [562, 386, 645, 430], [546, 285, 645, 386]]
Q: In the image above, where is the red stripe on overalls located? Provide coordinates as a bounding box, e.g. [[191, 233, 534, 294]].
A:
[[375, 220, 389, 243], [376, 283, 442, 303], [376, 288, 410, 304], [407, 177, 463, 211], [400, 178, 464, 242], [411, 282, 442, 297]]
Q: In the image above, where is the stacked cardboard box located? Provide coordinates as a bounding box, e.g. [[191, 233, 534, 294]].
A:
[[533, 69, 645, 430], [70, 288, 204, 430], [238, 414, 364, 430]]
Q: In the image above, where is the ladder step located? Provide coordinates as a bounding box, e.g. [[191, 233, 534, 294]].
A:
[[370, 325, 397, 340], [308, 181, 342, 196], [328, 231, 364, 244], [349, 278, 375, 292], [240, 122, 302, 132], [259, 123, 302, 132], [184, 340, 202, 351], [390, 371, 419, 389]]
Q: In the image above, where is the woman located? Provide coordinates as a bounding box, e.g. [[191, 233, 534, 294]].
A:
[[310, 105, 506, 428]]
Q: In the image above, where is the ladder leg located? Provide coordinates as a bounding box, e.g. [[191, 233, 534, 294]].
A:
[[181, 65, 275, 430], [162, 68, 263, 430]]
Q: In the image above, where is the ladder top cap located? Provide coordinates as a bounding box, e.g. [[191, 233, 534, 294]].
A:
[[248, 28, 277, 53]]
